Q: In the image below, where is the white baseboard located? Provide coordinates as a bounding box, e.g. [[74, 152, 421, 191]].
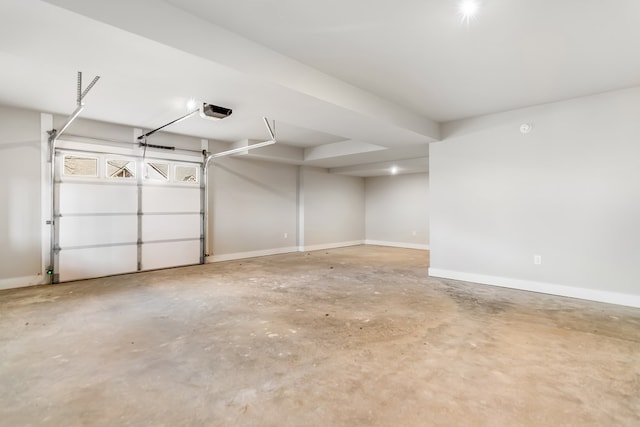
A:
[[207, 240, 426, 262], [428, 268, 640, 309], [206, 246, 298, 263], [365, 240, 429, 251], [0, 274, 47, 291], [301, 240, 363, 252]]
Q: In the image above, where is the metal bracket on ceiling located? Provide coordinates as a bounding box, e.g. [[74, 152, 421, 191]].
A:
[[49, 71, 101, 143], [263, 117, 276, 141], [204, 116, 277, 162]]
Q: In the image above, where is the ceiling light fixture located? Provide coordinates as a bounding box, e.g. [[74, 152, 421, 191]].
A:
[[186, 97, 197, 111], [520, 123, 532, 134], [391, 166, 398, 175], [458, 0, 480, 25]]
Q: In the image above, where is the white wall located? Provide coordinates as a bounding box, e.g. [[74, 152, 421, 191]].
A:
[[0, 106, 42, 287], [365, 173, 429, 250], [429, 86, 640, 307], [301, 167, 365, 250], [208, 156, 298, 260]]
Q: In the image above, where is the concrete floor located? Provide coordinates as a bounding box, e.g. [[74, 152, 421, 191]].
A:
[[1, 246, 639, 426]]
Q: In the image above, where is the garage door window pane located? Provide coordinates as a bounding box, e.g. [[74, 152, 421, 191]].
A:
[[107, 159, 136, 179], [145, 162, 169, 181], [64, 156, 98, 177], [175, 165, 198, 184]]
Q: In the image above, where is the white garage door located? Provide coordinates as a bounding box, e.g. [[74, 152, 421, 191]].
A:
[[53, 140, 203, 282]]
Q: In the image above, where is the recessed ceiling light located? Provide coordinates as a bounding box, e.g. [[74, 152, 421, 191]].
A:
[[186, 97, 197, 111], [458, 0, 480, 24], [390, 166, 398, 175]]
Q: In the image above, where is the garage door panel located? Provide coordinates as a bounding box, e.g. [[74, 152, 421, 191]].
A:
[[59, 183, 137, 214], [141, 240, 200, 271], [55, 146, 203, 282], [142, 214, 200, 241], [59, 245, 138, 282], [142, 186, 200, 213], [59, 215, 137, 247]]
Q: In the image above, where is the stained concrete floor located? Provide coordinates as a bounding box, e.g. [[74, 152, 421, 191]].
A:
[[1, 246, 639, 426]]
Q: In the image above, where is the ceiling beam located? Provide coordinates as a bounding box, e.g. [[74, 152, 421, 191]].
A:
[[41, 0, 441, 143]]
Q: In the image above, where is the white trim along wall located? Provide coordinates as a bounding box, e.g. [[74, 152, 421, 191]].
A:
[[365, 240, 429, 251], [429, 269, 640, 309], [0, 275, 45, 291]]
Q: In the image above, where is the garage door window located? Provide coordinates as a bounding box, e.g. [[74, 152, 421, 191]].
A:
[[107, 159, 136, 179], [64, 155, 98, 177], [175, 165, 198, 184], [145, 162, 169, 181]]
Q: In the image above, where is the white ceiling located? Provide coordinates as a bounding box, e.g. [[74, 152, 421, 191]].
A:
[[168, 0, 640, 122], [1, 0, 639, 176]]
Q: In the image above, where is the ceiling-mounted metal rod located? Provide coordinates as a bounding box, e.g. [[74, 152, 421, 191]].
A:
[[81, 76, 100, 101], [75, 71, 101, 106], [76, 71, 82, 105], [207, 139, 275, 160], [56, 105, 84, 140], [263, 117, 276, 141], [204, 117, 276, 160], [139, 142, 175, 150], [53, 72, 100, 142], [137, 109, 199, 140]]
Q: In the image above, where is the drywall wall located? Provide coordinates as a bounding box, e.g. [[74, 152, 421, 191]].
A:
[[0, 106, 42, 287], [429, 86, 640, 307], [208, 156, 298, 260], [301, 167, 365, 250], [365, 173, 429, 249], [53, 115, 204, 151]]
